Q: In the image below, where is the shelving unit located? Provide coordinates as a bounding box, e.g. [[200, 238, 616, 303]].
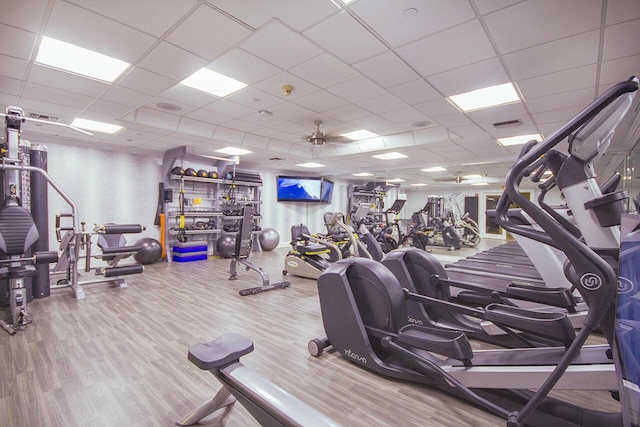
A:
[[347, 184, 387, 223], [160, 147, 263, 262]]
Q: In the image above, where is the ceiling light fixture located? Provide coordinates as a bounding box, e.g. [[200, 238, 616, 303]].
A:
[[448, 82, 520, 112], [463, 174, 483, 179], [471, 182, 489, 186], [341, 129, 380, 140], [372, 152, 407, 160], [35, 36, 130, 82], [297, 162, 325, 168], [411, 183, 428, 187], [352, 172, 374, 177], [216, 147, 253, 156], [497, 133, 542, 146], [180, 68, 247, 97], [421, 166, 447, 172], [70, 118, 122, 134], [387, 178, 405, 183]]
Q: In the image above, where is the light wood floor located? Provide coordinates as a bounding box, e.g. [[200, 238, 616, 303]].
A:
[[0, 245, 621, 427]]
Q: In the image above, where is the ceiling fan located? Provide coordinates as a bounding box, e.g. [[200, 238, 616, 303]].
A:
[[306, 120, 348, 146], [433, 171, 467, 184]]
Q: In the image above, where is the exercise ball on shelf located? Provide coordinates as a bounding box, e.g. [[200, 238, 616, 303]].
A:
[[259, 228, 279, 251], [134, 238, 162, 265], [216, 233, 237, 258]]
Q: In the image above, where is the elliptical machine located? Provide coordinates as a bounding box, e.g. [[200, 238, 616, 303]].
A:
[[308, 77, 639, 427]]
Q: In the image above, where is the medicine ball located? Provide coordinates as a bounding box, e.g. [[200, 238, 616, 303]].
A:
[[184, 167, 197, 177], [208, 171, 218, 179], [171, 166, 185, 176], [197, 169, 208, 178]]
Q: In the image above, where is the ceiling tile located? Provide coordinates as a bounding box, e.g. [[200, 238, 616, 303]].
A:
[[102, 86, 153, 109], [432, 114, 473, 128], [137, 42, 207, 81], [603, 19, 640, 61], [87, 99, 133, 117], [474, 0, 522, 15], [45, 1, 156, 63], [268, 102, 317, 123], [323, 104, 372, 121], [1, 0, 49, 32], [254, 71, 321, 100], [22, 82, 94, 109], [222, 118, 263, 133], [210, 49, 281, 85], [304, 11, 388, 64], [159, 84, 218, 108], [211, 0, 339, 32], [66, 0, 197, 37], [0, 54, 29, 80], [205, 98, 255, 117], [0, 23, 38, 61], [289, 53, 359, 89], [226, 87, 284, 111], [213, 126, 245, 143], [28, 65, 110, 98], [132, 107, 180, 132], [353, 51, 419, 88], [504, 30, 600, 81], [465, 102, 528, 124], [483, 0, 601, 54], [144, 96, 198, 116], [185, 107, 233, 125], [118, 67, 177, 96], [600, 55, 640, 86], [524, 88, 594, 114], [388, 79, 441, 105], [606, 0, 640, 25], [242, 133, 271, 149], [359, 94, 409, 115], [0, 76, 24, 97], [531, 106, 582, 125], [380, 107, 429, 124], [351, 0, 475, 47], [414, 98, 459, 118], [413, 126, 451, 146], [427, 58, 510, 96], [167, 4, 251, 60], [240, 20, 322, 69], [397, 20, 495, 76], [327, 76, 385, 103], [293, 91, 348, 112], [517, 65, 597, 99]]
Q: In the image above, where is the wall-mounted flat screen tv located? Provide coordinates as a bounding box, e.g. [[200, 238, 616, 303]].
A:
[[277, 176, 334, 203]]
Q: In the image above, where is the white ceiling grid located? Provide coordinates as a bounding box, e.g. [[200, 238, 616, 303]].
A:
[[0, 0, 637, 188]]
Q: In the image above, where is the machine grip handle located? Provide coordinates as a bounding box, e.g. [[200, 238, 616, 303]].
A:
[[99, 224, 145, 234], [34, 251, 59, 264]]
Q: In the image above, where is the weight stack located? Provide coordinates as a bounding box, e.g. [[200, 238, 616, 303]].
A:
[[172, 241, 208, 262], [30, 144, 50, 298]]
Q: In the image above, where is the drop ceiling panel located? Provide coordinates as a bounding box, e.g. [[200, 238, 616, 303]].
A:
[[28, 65, 110, 98], [323, 103, 371, 121], [268, 102, 318, 123], [0, 0, 49, 32], [102, 86, 153, 109], [22, 82, 94, 109], [293, 90, 348, 113], [204, 98, 254, 117], [517, 65, 597, 100], [531, 106, 583, 126], [254, 71, 321, 100], [465, 102, 528, 124], [473, 0, 522, 16], [0, 55, 29, 80], [606, 0, 640, 25], [397, 20, 495, 77], [504, 31, 600, 81], [210, 49, 281, 85], [176, 117, 216, 138], [222, 119, 263, 133], [213, 126, 245, 143], [240, 21, 323, 69], [603, 19, 640, 61], [144, 96, 198, 116], [600, 55, 640, 86], [133, 107, 180, 132], [45, 1, 156, 63], [118, 67, 177, 97], [388, 79, 442, 105], [159, 85, 218, 108], [211, 0, 340, 32], [137, 42, 207, 81], [353, 51, 419, 88], [427, 57, 510, 96], [359, 93, 409, 115], [88, 99, 135, 118], [380, 107, 429, 125], [351, 0, 475, 47], [413, 127, 451, 146], [524, 88, 594, 114], [0, 24, 38, 60], [167, 4, 252, 60], [327, 76, 386, 103], [242, 133, 271, 149], [225, 86, 284, 111], [303, 11, 388, 64], [289, 53, 360, 89], [414, 98, 459, 118], [484, 0, 601, 54]]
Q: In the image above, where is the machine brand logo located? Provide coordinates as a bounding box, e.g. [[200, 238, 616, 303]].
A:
[[287, 260, 299, 267], [408, 317, 424, 325], [344, 349, 367, 364], [617, 277, 635, 294], [580, 273, 602, 291]]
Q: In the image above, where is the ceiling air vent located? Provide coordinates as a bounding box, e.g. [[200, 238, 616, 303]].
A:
[[27, 112, 59, 122], [493, 119, 522, 129]]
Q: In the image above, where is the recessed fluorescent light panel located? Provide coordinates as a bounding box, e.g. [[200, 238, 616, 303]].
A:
[[411, 183, 428, 187], [497, 133, 542, 146], [180, 68, 247, 97], [352, 172, 374, 177], [387, 178, 405, 183], [341, 129, 379, 140], [448, 83, 520, 112], [372, 152, 407, 160], [471, 182, 489, 186], [421, 166, 447, 172], [297, 162, 325, 168], [36, 36, 130, 82], [215, 147, 252, 156], [463, 174, 482, 179], [70, 118, 122, 134]]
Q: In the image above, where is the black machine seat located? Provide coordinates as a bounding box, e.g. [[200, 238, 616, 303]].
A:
[[0, 205, 39, 256], [290, 224, 330, 254], [97, 232, 140, 261], [188, 333, 254, 371]]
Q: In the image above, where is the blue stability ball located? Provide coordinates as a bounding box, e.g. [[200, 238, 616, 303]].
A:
[[259, 228, 280, 251], [134, 237, 162, 265], [216, 233, 237, 258]]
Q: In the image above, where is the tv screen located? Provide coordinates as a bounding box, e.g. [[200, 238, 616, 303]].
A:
[[277, 176, 322, 202], [320, 179, 334, 204]]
